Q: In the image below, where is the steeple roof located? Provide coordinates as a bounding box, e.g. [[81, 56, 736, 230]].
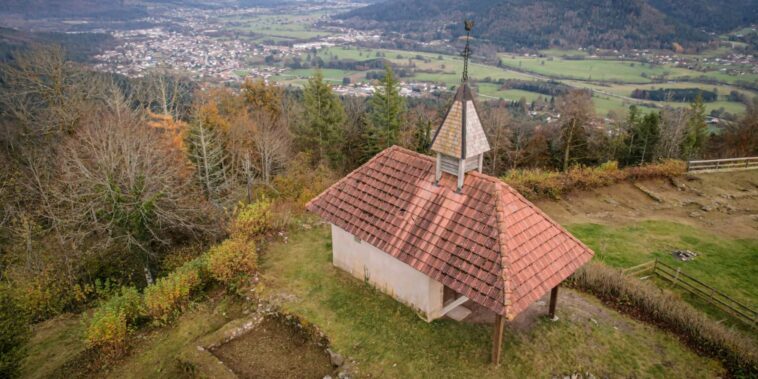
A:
[[431, 83, 490, 159]]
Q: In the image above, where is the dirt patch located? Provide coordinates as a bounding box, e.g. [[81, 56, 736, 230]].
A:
[[210, 315, 334, 379], [535, 170, 758, 239], [455, 288, 633, 334]]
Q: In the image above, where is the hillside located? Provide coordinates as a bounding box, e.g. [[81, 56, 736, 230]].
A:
[[339, 0, 758, 50]]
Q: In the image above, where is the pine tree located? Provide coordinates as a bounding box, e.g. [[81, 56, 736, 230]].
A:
[[186, 120, 228, 203], [681, 95, 709, 160], [412, 116, 432, 155], [625, 110, 661, 165], [300, 69, 346, 167], [365, 64, 405, 158]]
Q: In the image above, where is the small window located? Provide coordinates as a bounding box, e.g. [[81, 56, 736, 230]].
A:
[[354, 235, 361, 243]]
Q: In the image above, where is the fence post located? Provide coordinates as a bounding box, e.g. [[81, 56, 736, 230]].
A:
[[652, 258, 658, 276], [672, 267, 681, 287]]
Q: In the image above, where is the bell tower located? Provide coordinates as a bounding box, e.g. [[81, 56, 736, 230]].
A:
[[431, 20, 490, 192]]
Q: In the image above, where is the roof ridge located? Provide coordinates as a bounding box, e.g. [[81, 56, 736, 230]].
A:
[[492, 182, 513, 319]]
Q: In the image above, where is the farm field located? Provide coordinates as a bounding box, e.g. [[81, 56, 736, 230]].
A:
[[219, 12, 334, 41], [283, 45, 753, 115], [497, 54, 698, 83]]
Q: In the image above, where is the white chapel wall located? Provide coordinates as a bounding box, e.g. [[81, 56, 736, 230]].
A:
[[330, 224, 444, 321]]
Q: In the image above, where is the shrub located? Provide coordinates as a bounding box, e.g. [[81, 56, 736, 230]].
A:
[[230, 198, 272, 240], [84, 286, 142, 356], [502, 160, 686, 200], [143, 257, 207, 324], [207, 238, 257, 290], [0, 287, 30, 379], [16, 268, 78, 322], [569, 262, 757, 377]]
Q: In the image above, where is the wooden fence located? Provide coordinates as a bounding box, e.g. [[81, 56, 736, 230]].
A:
[[687, 157, 758, 173], [623, 259, 756, 327]]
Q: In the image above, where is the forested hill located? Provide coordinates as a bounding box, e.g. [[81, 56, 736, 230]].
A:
[[338, 0, 758, 50]]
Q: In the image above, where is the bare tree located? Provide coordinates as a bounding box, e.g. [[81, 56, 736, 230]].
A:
[[657, 107, 689, 159], [229, 110, 290, 188], [482, 104, 512, 176], [555, 90, 594, 171], [52, 95, 218, 284], [132, 66, 193, 121], [0, 45, 104, 147]]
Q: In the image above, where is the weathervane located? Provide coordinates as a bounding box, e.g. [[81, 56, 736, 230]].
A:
[[461, 19, 474, 83]]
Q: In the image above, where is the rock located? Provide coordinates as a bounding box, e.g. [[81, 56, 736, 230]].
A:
[[689, 211, 703, 218], [604, 198, 619, 206], [337, 371, 351, 379], [328, 348, 344, 367], [323, 376, 332, 379]]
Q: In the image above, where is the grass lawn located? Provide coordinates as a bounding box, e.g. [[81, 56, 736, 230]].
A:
[[567, 220, 758, 307], [259, 225, 723, 378]]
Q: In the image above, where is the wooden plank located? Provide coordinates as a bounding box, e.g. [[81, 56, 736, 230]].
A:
[[548, 286, 559, 318], [491, 314, 506, 365]]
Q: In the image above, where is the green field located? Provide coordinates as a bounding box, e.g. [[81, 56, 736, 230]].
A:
[[498, 55, 698, 83], [220, 12, 333, 41], [568, 220, 758, 309]]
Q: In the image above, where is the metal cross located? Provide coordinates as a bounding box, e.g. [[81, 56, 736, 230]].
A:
[[461, 20, 474, 83]]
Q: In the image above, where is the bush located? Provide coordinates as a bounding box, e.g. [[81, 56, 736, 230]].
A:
[[143, 257, 207, 324], [502, 160, 686, 199], [0, 287, 30, 379], [84, 286, 142, 356], [16, 268, 78, 322], [207, 238, 257, 290], [569, 262, 757, 377], [230, 198, 272, 239]]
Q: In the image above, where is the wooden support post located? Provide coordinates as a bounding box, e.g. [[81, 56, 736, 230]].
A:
[[491, 314, 506, 365], [548, 286, 559, 319]]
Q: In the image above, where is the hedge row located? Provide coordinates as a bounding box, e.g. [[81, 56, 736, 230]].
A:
[[569, 262, 757, 377], [502, 160, 686, 200], [84, 200, 270, 354]]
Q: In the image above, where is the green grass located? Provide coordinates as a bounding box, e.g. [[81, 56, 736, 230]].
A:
[[567, 220, 758, 307], [20, 314, 86, 379], [20, 295, 245, 379], [260, 226, 723, 378]]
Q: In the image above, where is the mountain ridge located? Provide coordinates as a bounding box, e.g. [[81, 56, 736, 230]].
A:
[[338, 0, 758, 50]]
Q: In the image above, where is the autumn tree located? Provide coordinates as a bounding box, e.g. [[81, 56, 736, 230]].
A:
[[555, 90, 594, 171], [241, 78, 282, 119], [721, 97, 758, 157]]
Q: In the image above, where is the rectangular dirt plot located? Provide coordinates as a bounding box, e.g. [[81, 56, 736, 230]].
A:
[[210, 316, 334, 379]]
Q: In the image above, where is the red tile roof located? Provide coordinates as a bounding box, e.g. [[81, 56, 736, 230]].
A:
[[306, 146, 594, 319]]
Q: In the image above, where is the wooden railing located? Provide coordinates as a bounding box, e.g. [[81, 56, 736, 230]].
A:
[[687, 157, 758, 172], [623, 259, 756, 327]]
